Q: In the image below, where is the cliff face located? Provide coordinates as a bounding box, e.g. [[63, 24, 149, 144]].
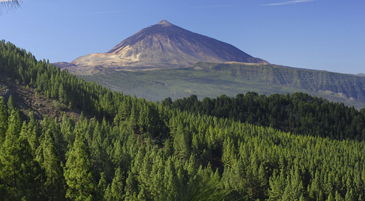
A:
[[68, 20, 268, 72]]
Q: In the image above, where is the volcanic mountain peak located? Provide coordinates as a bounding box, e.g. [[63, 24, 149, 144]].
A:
[[157, 19, 173, 27], [68, 20, 268, 73]]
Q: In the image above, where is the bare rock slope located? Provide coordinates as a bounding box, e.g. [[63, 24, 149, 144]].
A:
[[61, 20, 268, 74]]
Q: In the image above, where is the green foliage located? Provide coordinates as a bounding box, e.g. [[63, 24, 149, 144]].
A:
[[1, 40, 365, 201], [0, 98, 8, 144], [52, 100, 66, 110], [64, 131, 95, 201], [0, 110, 43, 200], [165, 91, 365, 141], [37, 124, 65, 201]]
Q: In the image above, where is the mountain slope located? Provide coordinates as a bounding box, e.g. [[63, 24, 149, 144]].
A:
[[0, 72, 80, 121], [79, 62, 365, 109], [195, 62, 365, 100], [61, 20, 267, 73], [2, 40, 365, 201]]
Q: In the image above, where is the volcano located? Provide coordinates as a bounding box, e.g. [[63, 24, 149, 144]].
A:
[[60, 20, 268, 73]]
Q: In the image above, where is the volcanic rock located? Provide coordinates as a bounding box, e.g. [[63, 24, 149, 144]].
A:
[[64, 20, 268, 72]]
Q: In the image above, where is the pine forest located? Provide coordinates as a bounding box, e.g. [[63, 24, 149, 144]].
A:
[[1, 40, 365, 200]]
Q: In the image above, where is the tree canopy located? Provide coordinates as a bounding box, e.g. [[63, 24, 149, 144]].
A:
[[1, 40, 365, 200]]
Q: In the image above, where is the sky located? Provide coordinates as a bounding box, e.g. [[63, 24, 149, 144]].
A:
[[0, 0, 364, 74]]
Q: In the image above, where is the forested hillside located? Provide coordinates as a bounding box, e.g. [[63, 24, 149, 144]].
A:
[[163, 92, 365, 141], [1, 40, 365, 201]]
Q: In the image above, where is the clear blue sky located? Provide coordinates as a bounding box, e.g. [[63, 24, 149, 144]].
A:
[[1, 0, 364, 74]]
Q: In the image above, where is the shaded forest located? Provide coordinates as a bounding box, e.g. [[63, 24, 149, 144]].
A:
[[1, 40, 365, 201], [162, 92, 365, 141]]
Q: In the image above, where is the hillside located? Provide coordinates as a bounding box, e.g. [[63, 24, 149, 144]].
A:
[[0, 73, 81, 121], [2, 40, 365, 200], [163, 92, 365, 140], [79, 62, 365, 109]]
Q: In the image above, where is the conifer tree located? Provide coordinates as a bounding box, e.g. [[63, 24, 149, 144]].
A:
[[345, 189, 354, 201], [164, 138, 173, 158], [39, 128, 65, 201], [222, 137, 236, 167], [26, 111, 40, 157], [124, 171, 138, 200], [327, 193, 335, 201], [0, 111, 39, 200], [64, 131, 96, 201], [6, 95, 15, 114], [60, 113, 75, 146], [335, 191, 344, 201], [0, 99, 8, 144], [162, 157, 178, 200], [97, 172, 107, 200], [129, 104, 138, 132], [107, 167, 125, 200], [50, 118, 67, 163], [173, 125, 190, 160], [58, 84, 67, 103], [268, 170, 286, 200]]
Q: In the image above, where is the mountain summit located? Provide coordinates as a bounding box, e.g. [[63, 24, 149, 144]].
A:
[[67, 20, 268, 72], [157, 19, 174, 26]]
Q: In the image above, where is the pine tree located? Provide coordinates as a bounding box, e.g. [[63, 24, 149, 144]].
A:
[[6, 95, 15, 114], [0, 111, 40, 200], [64, 131, 96, 201], [97, 172, 107, 200], [268, 170, 286, 200], [39, 128, 65, 201], [162, 157, 178, 200], [60, 113, 75, 146], [327, 192, 334, 201], [58, 84, 67, 103], [129, 104, 138, 132], [164, 138, 173, 158], [221, 137, 236, 167], [18, 121, 45, 200], [173, 125, 190, 160], [0, 98, 8, 144], [26, 111, 40, 157], [335, 191, 344, 201], [124, 171, 138, 200], [345, 189, 354, 201], [106, 167, 125, 200]]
